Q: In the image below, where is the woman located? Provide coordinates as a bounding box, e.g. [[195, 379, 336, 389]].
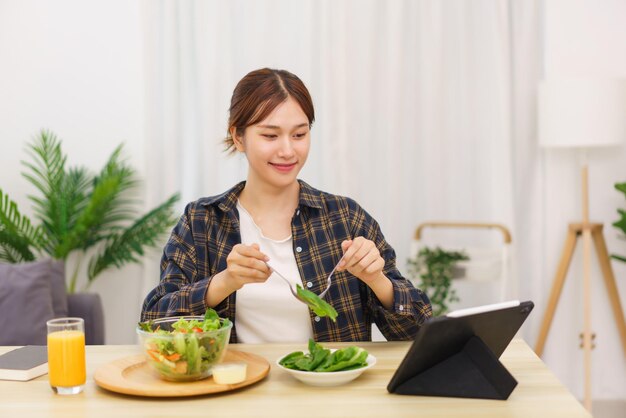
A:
[[141, 68, 431, 343]]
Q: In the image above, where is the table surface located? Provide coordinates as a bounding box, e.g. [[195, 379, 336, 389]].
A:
[[0, 339, 590, 418]]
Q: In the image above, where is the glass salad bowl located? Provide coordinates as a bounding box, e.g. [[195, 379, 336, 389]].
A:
[[136, 311, 232, 382]]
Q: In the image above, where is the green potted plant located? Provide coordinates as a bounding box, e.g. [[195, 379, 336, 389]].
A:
[[612, 181, 626, 262], [0, 130, 179, 342], [407, 246, 469, 316]]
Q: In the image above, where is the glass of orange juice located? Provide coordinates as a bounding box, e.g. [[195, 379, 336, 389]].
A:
[[46, 318, 86, 395]]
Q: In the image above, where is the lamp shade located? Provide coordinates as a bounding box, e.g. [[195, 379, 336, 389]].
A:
[[538, 78, 626, 148]]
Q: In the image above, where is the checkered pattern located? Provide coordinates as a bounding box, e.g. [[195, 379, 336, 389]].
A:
[[141, 180, 432, 342]]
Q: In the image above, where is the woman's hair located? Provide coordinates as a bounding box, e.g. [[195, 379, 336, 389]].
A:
[[224, 68, 315, 153]]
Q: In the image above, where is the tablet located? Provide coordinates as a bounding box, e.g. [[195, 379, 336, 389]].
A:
[[387, 300, 534, 398]]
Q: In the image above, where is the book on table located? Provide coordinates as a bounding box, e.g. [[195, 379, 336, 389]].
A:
[[0, 345, 48, 381]]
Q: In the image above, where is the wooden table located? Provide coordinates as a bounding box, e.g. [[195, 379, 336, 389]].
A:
[[0, 339, 590, 418]]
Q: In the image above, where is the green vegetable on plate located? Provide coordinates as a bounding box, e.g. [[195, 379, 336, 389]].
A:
[[279, 339, 369, 372]]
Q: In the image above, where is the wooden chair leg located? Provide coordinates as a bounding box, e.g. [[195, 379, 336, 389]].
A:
[[582, 228, 593, 412], [592, 228, 626, 356], [535, 228, 579, 356]]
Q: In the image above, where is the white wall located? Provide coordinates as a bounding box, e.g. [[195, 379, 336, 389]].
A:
[[541, 0, 626, 400], [0, 1, 145, 344]]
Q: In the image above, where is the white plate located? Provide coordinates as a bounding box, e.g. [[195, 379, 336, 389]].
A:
[[275, 350, 376, 387]]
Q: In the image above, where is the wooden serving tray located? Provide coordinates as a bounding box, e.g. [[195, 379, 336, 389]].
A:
[[94, 349, 270, 397]]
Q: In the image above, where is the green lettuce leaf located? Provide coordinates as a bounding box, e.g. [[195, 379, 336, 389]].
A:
[[296, 284, 338, 322]]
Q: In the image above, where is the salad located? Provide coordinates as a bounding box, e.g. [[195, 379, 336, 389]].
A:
[[296, 284, 338, 321], [279, 339, 369, 372], [137, 309, 232, 381]]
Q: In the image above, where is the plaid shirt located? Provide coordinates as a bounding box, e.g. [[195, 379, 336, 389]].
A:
[[141, 180, 431, 342]]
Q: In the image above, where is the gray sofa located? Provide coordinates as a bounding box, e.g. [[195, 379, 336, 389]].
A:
[[67, 293, 105, 345], [0, 259, 105, 345]]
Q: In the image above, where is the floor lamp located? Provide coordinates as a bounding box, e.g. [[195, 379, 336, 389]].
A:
[[535, 77, 626, 412]]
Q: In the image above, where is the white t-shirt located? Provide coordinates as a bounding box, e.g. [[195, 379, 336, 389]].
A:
[[234, 201, 314, 343]]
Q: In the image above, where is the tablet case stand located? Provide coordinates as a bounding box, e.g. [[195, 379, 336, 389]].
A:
[[393, 335, 518, 400]]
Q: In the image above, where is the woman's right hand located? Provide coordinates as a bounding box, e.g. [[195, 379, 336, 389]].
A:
[[223, 243, 271, 291], [206, 243, 271, 308]]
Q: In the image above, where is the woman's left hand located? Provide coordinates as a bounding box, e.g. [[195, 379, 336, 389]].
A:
[[338, 237, 385, 285]]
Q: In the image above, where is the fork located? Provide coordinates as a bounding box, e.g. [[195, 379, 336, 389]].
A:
[[266, 264, 307, 303], [267, 256, 343, 303], [318, 256, 343, 299]]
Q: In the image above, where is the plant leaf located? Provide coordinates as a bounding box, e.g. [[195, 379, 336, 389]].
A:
[[22, 130, 67, 252], [0, 188, 45, 262], [612, 183, 626, 263], [613, 208, 626, 235], [55, 145, 138, 258], [0, 230, 35, 262], [407, 246, 469, 316], [86, 193, 179, 282]]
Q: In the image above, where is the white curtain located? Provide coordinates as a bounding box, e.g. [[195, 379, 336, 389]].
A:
[[141, 0, 541, 338]]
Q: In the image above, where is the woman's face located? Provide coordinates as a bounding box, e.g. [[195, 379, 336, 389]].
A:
[[235, 96, 310, 190]]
